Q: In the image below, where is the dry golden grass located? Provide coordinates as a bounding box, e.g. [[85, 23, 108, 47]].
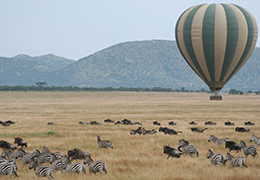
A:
[[0, 91, 260, 180]]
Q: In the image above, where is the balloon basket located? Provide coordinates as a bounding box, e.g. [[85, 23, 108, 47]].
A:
[[210, 93, 222, 100]]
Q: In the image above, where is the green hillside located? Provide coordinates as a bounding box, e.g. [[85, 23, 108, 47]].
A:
[[0, 40, 259, 91]]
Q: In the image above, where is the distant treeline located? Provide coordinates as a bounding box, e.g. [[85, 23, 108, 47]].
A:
[[0, 85, 207, 92], [0, 85, 259, 95]]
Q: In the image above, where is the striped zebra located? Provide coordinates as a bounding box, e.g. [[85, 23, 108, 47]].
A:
[[42, 146, 51, 154], [22, 149, 41, 164], [226, 153, 247, 168], [83, 155, 107, 175], [178, 139, 199, 157], [51, 159, 66, 173], [36, 153, 57, 165], [29, 160, 54, 179], [208, 135, 230, 145], [62, 155, 86, 174], [207, 149, 226, 167], [0, 159, 18, 177], [238, 141, 257, 158], [1, 149, 26, 160], [250, 135, 260, 147], [97, 135, 113, 150]]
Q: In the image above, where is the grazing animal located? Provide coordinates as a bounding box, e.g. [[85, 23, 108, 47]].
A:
[[153, 121, 161, 125], [83, 155, 107, 175], [51, 158, 66, 173], [62, 155, 86, 174], [42, 146, 51, 154], [2, 149, 27, 160], [250, 135, 260, 147], [37, 153, 57, 165], [67, 148, 91, 161], [104, 119, 114, 123], [190, 127, 207, 133], [244, 121, 255, 125], [225, 141, 241, 152], [168, 121, 177, 125], [22, 149, 41, 164], [207, 149, 226, 167], [130, 127, 144, 135], [97, 136, 113, 150], [143, 128, 157, 135], [0, 140, 17, 150], [14, 137, 27, 149], [238, 141, 257, 158], [208, 135, 230, 145], [178, 139, 199, 157], [204, 121, 216, 125], [235, 127, 250, 132], [189, 121, 198, 125], [90, 121, 101, 125], [159, 127, 182, 135], [29, 160, 54, 179], [1, 149, 26, 160], [163, 145, 182, 159], [226, 153, 247, 168], [225, 121, 234, 125], [0, 159, 18, 177]]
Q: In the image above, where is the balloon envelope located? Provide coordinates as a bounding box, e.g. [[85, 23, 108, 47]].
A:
[[175, 3, 258, 91]]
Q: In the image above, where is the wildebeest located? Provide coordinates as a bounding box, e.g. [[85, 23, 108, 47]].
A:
[[244, 121, 255, 125], [159, 127, 182, 135], [163, 145, 182, 159], [225, 121, 234, 125], [143, 128, 157, 135], [90, 121, 101, 125], [168, 121, 177, 125], [235, 127, 250, 132], [190, 127, 207, 133], [189, 121, 198, 125], [14, 137, 27, 149], [153, 121, 161, 125], [130, 127, 144, 135], [67, 148, 91, 161], [225, 141, 241, 152], [204, 121, 216, 125], [0, 140, 17, 150], [104, 119, 114, 123]]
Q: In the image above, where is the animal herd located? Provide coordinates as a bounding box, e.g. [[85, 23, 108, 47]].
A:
[[163, 134, 259, 169], [0, 136, 110, 179], [0, 118, 258, 178]]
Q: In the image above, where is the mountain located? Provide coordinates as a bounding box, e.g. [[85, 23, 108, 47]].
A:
[[0, 40, 259, 91], [0, 54, 74, 86]]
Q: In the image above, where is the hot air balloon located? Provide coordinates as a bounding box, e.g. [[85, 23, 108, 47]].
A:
[[175, 3, 258, 92]]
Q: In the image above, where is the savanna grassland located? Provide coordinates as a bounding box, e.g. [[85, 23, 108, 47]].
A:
[[0, 91, 260, 180]]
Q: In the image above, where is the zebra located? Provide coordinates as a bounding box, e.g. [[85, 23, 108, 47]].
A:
[[178, 139, 199, 157], [51, 159, 66, 173], [226, 153, 247, 168], [36, 153, 57, 165], [238, 141, 257, 158], [207, 149, 226, 167], [62, 155, 86, 174], [22, 149, 41, 164], [42, 146, 51, 154], [29, 160, 54, 179], [1, 149, 26, 160], [208, 135, 230, 145], [250, 135, 260, 147], [97, 135, 113, 150], [83, 155, 107, 175], [0, 159, 18, 177]]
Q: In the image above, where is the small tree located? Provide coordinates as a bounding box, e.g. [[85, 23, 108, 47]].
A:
[[35, 82, 47, 87]]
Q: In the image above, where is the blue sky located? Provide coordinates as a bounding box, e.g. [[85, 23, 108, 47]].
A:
[[1, 0, 259, 60]]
